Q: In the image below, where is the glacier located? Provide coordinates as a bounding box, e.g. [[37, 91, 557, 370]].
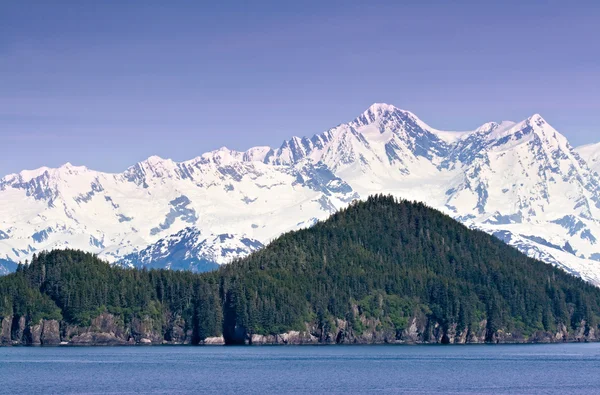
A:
[[1, 103, 600, 285]]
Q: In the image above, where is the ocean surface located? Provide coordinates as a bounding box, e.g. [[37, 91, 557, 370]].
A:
[[1, 344, 599, 394]]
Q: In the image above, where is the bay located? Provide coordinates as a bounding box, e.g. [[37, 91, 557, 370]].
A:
[[1, 344, 599, 394]]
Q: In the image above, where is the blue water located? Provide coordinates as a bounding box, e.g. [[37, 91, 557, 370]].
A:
[[1, 344, 600, 394]]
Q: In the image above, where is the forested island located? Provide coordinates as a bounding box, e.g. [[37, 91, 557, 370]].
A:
[[2, 195, 600, 346]]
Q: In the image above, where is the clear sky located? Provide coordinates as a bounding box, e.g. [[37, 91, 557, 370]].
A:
[[1, 0, 599, 175]]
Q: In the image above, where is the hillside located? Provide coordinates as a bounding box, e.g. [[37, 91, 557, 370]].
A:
[[2, 196, 600, 346]]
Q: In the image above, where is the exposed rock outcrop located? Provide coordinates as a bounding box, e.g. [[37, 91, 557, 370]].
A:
[[131, 316, 163, 344], [69, 332, 131, 345], [226, 313, 600, 346], [0, 312, 196, 346], [21, 319, 60, 345], [249, 330, 319, 345], [0, 316, 11, 345], [65, 313, 131, 345], [202, 336, 225, 345], [1, 312, 598, 346], [40, 320, 61, 345], [164, 315, 189, 344]]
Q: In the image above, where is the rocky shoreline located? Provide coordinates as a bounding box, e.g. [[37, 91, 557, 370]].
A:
[[2, 312, 596, 346]]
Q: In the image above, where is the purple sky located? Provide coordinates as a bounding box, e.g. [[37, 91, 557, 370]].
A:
[[1, 0, 599, 175]]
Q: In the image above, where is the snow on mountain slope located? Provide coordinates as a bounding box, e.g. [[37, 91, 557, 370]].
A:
[[118, 227, 263, 272], [444, 114, 600, 219], [0, 154, 358, 269], [1, 103, 600, 285], [576, 142, 600, 174], [442, 115, 600, 282]]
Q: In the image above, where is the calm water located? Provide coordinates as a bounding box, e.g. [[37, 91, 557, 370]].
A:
[[1, 344, 600, 394]]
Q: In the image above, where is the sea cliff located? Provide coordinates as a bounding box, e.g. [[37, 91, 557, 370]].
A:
[[1, 312, 596, 346]]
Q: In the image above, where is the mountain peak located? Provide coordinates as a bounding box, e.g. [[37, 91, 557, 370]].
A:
[[474, 121, 516, 137], [366, 102, 398, 113], [362, 103, 410, 119], [355, 103, 417, 127], [199, 146, 247, 165], [526, 113, 547, 127], [58, 162, 88, 173], [132, 155, 177, 176], [476, 122, 500, 133], [146, 155, 166, 163]]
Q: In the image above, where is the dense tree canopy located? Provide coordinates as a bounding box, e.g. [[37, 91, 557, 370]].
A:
[[2, 195, 600, 343]]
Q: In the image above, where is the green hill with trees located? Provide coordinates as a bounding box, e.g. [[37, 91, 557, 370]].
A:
[[2, 195, 600, 345]]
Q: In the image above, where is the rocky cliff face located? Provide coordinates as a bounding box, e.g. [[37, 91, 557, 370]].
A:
[[0, 313, 194, 346], [224, 310, 598, 346], [1, 312, 596, 346]]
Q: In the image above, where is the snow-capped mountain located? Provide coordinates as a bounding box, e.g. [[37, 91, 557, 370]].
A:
[[1, 103, 600, 284], [0, 153, 356, 268]]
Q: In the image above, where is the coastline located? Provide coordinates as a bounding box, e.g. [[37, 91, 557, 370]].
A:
[[2, 312, 596, 347]]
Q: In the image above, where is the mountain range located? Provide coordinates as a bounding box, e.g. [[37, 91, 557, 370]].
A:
[[1, 103, 600, 284]]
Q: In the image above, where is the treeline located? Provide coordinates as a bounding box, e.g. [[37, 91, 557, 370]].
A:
[[2, 195, 600, 344], [0, 250, 222, 341]]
